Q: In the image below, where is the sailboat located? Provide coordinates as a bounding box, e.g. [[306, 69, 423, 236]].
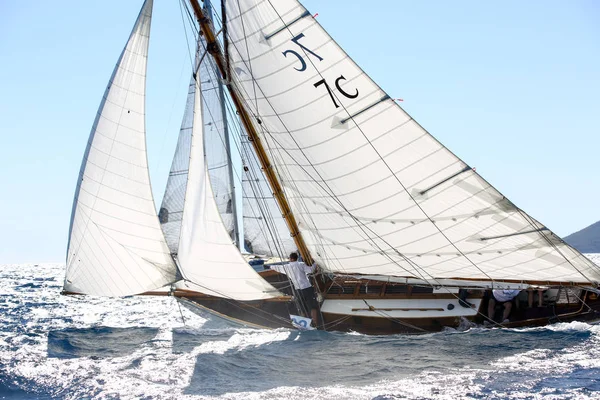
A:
[[63, 0, 600, 335]]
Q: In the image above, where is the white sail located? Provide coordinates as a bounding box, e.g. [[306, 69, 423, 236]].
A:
[[160, 40, 235, 251], [159, 76, 196, 254], [65, 0, 178, 296], [224, 0, 600, 285], [242, 136, 297, 258], [173, 71, 282, 301], [200, 51, 237, 240]]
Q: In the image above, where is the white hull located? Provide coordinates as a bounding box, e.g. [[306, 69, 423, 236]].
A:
[[320, 298, 481, 319]]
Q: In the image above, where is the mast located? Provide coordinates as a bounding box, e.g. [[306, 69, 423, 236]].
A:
[[205, 0, 240, 247], [187, 0, 313, 264]]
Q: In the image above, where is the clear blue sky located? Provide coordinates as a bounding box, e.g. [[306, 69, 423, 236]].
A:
[[0, 0, 598, 263]]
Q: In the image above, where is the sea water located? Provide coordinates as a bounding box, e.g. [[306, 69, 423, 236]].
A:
[[1, 262, 599, 400]]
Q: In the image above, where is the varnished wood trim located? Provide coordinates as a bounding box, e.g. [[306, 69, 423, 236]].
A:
[[258, 269, 284, 278], [134, 288, 292, 302]]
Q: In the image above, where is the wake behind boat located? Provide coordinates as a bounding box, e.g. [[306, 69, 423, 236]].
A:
[[63, 0, 600, 334]]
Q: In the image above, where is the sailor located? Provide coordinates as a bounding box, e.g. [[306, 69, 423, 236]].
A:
[[487, 289, 521, 323], [527, 287, 544, 308], [269, 252, 319, 324]]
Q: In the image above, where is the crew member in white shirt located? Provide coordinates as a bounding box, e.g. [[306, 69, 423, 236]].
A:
[[269, 252, 318, 324], [487, 289, 520, 323]]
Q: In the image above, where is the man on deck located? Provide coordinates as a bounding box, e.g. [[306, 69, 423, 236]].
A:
[[269, 252, 318, 325], [487, 289, 521, 324]]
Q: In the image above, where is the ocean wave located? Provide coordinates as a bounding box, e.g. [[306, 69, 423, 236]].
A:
[[2, 263, 600, 399]]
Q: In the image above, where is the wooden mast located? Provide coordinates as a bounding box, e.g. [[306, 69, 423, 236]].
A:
[[187, 0, 313, 264]]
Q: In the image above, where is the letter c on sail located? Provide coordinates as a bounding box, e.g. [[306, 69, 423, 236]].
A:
[[335, 75, 359, 99], [282, 49, 307, 72]]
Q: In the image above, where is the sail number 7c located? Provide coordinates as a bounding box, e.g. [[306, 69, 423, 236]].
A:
[[282, 32, 359, 109]]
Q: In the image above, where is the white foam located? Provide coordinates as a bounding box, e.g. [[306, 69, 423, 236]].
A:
[[514, 320, 600, 334], [3, 262, 600, 399], [0, 263, 301, 399]]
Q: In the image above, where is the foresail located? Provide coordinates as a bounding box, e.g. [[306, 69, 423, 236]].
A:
[[242, 135, 297, 258], [163, 36, 237, 249], [200, 50, 237, 241], [65, 0, 178, 296], [159, 75, 195, 253], [174, 70, 282, 301], [225, 0, 600, 285]]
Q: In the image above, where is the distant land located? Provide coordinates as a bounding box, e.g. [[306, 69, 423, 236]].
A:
[[564, 220, 600, 253]]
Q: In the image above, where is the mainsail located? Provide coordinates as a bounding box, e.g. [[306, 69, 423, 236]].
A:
[[224, 0, 600, 285], [65, 0, 178, 296]]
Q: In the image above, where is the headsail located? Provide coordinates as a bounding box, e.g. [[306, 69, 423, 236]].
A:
[[224, 0, 600, 285], [160, 42, 282, 300], [201, 52, 238, 242], [65, 0, 178, 296], [159, 76, 196, 254], [242, 135, 297, 258]]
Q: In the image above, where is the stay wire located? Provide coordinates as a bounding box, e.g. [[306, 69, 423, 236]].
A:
[[178, 0, 198, 70], [223, 87, 291, 260], [211, 0, 333, 271], [175, 294, 187, 325], [516, 207, 596, 285]]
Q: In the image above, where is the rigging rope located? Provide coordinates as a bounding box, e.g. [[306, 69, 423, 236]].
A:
[[178, 0, 197, 71], [516, 208, 596, 285], [175, 294, 187, 325]]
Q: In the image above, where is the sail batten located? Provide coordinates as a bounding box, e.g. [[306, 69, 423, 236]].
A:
[[223, 0, 600, 285], [65, 0, 179, 297]]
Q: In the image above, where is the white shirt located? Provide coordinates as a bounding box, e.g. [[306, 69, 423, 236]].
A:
[[270, 261, 315, 290], [492, 289, 520, 302]]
